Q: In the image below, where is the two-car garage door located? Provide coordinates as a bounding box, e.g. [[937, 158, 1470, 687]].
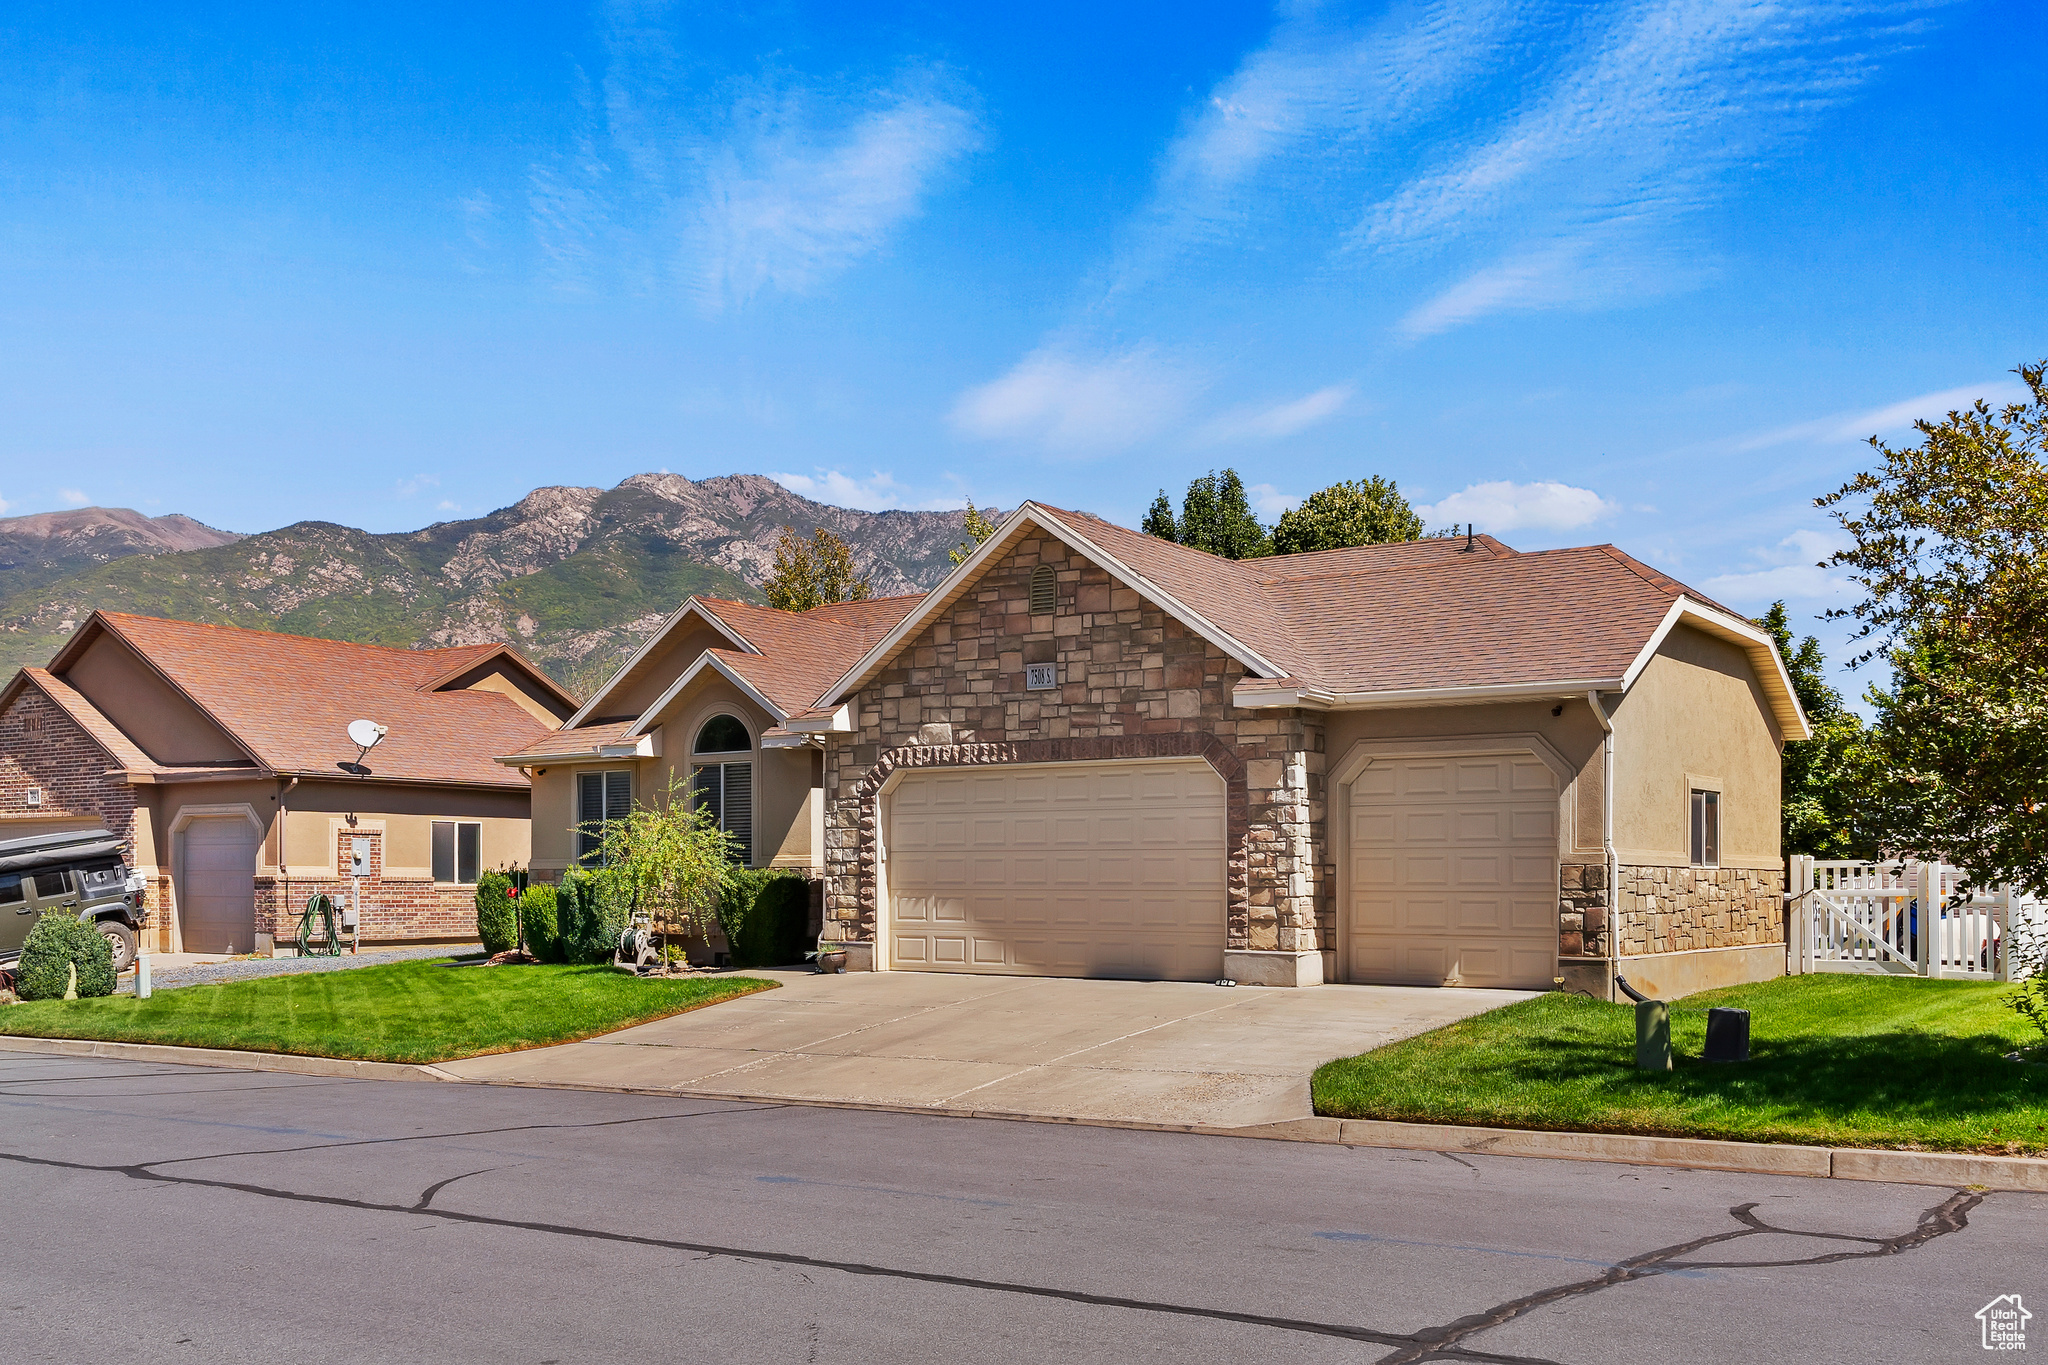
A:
[[886, 760, 1225, 981]]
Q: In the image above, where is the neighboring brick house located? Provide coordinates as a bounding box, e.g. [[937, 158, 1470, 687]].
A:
[[773, 504, 1808, 1000], [0, 612, 573, 954]]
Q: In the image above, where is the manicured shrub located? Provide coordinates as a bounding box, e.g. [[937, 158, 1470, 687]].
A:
[[520, 882, 562, 963], [475, 871, 518, 954], [716, 870, 810, 968], [17, 912, 116, 1001], [559, 867, 635, 965]]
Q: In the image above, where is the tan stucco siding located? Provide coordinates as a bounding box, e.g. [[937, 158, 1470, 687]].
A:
[[527, 672, 821, 873], [1323, 701, 1605, 859], [600, 624, 732, 718], [62, 634, 245, 765], [1610, 624, 1783, 869], [275, 780, 530, 878], [443, 661, 573, 725]]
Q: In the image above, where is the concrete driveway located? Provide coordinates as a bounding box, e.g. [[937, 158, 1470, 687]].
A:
[[439, 970, 1534, 1127]]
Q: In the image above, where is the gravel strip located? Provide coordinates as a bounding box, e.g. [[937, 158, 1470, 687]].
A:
[[120, 944, 482, 995]]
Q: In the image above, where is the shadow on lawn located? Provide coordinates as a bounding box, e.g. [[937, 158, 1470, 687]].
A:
[[1491, 1026, 2048, 1121]]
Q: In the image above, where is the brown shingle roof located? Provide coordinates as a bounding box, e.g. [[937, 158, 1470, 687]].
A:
[[76, 613, 555, 787]]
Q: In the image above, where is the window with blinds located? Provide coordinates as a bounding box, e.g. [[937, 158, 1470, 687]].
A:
[[692, 762, 753, 865], [432, 821, 481, 883], [577, 770, 633, 863], [1689, 788, 1720, 868]]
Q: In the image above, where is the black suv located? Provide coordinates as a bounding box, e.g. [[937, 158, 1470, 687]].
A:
[[0, 828, 150, 973]]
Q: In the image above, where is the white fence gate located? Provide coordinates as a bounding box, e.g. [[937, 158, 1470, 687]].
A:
[[1789, 855, 2045, 981]]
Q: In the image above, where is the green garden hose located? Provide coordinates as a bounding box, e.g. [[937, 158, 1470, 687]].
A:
[[296, 892, 343, 958]]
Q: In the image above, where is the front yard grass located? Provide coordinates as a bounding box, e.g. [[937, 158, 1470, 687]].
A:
[[1313, 975, 2048, 1155], [0, 958, 777, 1064]]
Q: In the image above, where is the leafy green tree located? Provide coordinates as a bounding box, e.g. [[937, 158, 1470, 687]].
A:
[[1757, 602, 1869, 859], [1141, 490, 1178, 541], [948, 500, 1000, 565], [1270, 477, 1424, 555], [584, 770, 739, 955], [1176, 469, 1270, 559], [1817, 359, 2048, 892], [764, 525, 872, 611]]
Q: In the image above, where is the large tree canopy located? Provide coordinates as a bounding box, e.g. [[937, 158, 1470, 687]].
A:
[[1158, 470, 1270, 559], [1818, 359, 2048, 892], [1270, 477, 1424, 555], [764, 525, 872, 611]]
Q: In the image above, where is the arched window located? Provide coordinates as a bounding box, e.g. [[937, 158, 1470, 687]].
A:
[[695, 714, 751, 753], [1028, 564, 1057, 615], [690, 714, 753, 864]]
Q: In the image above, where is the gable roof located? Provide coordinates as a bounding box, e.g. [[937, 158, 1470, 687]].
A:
[[505, 593, 924, 762], [0, 667, 161, 774], [817, 503, 1809, 740], [44, 613, 563, 788]]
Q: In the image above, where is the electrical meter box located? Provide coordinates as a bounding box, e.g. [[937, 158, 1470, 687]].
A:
[[350, 837, 370, 878]]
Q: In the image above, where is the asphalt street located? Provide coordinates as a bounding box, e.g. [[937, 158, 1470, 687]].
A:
[[2, 1048, 2037, 1364]]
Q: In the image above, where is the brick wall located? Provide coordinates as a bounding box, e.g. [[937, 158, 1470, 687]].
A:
[[258, 827, 482, 948], [0, 685, 137, 849], [823, 533, 1325, 954]]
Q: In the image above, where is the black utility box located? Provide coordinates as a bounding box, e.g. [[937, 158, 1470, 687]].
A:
[[1703, 1006, 1751, 1063]]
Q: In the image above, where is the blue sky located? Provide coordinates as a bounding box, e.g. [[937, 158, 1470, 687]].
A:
[[1, 1, 2042, 697]]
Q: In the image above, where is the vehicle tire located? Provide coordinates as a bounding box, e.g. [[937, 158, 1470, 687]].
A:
[[96, 920, 136, 974]]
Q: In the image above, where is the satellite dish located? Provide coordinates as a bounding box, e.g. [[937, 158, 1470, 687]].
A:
[[348, 719, 387, 750]]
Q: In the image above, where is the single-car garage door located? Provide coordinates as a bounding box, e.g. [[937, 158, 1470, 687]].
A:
[[886, 760, 1225, 980], [179, 817, 259, 954], [1347, 753, 1558, 989]]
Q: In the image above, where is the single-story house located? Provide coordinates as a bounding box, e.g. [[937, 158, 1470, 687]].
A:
[[0, 611, 574, 954], [507, 502, 1805, 1001], [499, 594, 923, 882]]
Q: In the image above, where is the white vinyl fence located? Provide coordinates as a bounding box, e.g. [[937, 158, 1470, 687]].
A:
[[1789, 855, 2045, 981]]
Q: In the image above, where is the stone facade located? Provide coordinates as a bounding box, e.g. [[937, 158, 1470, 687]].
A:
[[1616, 863, 1786, 955], [822, 533, 1327, 952], [1558, 861, 1610, 958]]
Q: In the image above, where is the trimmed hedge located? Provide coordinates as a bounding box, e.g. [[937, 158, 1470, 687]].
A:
[[558, 868, 635, 965], [716, 870, 810, 969], [475, 871, 518, 954], [520, 882, 562, 963], [17, 912, 115, 1001]]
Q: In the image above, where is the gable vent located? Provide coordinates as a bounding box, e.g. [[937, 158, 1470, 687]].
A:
[[1028, 564, 1057, 616]]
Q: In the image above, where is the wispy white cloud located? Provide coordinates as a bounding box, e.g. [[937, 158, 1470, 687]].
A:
[[1247, 483, 1301, 521], [1419, 480, 1617, 532], [1702, 528, 1857, 603], [59, 488, 90, 507], [1197, 384, 1355, 444], [949, 347, 1200, 454], [1737, 379, 2030, 450], [768, 469, 965, 512], [0, 491, 14, 516], [530, 22, 977, 310], [395, 475, 440, 498], [1361, 0, 1933, 335]]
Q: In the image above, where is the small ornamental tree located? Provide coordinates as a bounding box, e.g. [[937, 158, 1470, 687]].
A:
[[1818, 358, 2048, 893], [586, 769, 739, 956], [1270, 477, 1424, 555], [948, 500, 1000, 565], [765, 525, 872, 611]]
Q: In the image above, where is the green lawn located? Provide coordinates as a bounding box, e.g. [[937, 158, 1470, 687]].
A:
[[1313, 975, 2048, 1155], [0, 959, 777, 1064]]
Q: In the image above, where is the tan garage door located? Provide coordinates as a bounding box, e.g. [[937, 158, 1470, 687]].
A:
[[1347, 753, 1558, 989], [886, 760, 1225, 980], [179, 817, 259, 954]]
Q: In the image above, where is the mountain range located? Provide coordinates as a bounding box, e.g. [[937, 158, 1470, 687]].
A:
[[0, 475, 981, 697]]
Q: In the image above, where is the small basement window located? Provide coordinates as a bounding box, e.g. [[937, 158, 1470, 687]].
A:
[[1028, 564, 1056, 615], [433, 821, 481, 884], [1689, 789, 1720, 868]]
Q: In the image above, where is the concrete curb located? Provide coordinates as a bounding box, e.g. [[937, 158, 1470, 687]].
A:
[[0, 1033, 444, 1083], [7, 1034, 2046, 1192]]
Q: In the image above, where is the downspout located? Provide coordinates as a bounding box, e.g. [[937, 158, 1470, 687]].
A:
[[278, 776, 299, 944], [1584, 691, 1619, 987]]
